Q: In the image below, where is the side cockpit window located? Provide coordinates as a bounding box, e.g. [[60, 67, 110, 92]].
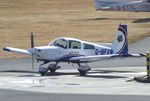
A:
[[83, 43, 95, 50], [69, 40, 81, 49], [54, 39, 67, 49]]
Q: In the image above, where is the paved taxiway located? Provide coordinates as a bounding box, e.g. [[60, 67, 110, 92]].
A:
[[0, 37, 150, 101]]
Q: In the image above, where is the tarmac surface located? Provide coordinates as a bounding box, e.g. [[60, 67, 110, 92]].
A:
[[0, 37, 150, 101]]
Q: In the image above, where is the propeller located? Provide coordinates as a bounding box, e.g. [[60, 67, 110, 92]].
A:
[[31, 32, 35, 70]]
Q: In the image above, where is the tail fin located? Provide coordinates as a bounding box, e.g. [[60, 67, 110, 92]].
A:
[[112, 24, 128, 55]]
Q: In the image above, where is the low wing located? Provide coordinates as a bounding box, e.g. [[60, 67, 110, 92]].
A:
[[70, 54, 144, 63], [3, 47, 31, 55]]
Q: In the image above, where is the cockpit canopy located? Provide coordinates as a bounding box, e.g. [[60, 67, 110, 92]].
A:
[[49, 37, 95, 50], [49, 37, 81, 49]]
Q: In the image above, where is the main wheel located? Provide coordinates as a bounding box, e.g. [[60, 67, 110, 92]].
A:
[[48, 64, 56, 73], [49, 68, 56, 73], [78, 66, 91, 76]]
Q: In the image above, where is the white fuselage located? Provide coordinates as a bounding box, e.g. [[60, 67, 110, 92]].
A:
[[33, 37, 113, 62]]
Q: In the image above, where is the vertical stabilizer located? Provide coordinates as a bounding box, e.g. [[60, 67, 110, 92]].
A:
[[112, 24, 128, 55]]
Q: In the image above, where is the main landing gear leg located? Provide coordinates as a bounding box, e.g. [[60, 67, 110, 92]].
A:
[[77, 63, 91, 76]]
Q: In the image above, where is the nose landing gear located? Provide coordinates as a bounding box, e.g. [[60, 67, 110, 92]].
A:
[[38, 61, 61, 76]]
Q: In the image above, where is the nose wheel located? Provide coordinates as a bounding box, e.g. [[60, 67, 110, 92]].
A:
[[38, 67, 48, 76]]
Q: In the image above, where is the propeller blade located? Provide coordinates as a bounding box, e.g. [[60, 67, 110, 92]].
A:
[[32, 54, 34, 70], [31, 32, 34, 48], [31, 32, 35, 70]]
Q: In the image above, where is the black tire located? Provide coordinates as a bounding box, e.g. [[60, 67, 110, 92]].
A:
[[50, 69, 56, 73], [39, 67, 48, 76], [78, 70, 87, 76], [40, 72, 46, 76], [48, 64, 57, 73]]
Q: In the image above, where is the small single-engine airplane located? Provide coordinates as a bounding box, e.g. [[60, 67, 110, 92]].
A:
[[3, 24, 143, 76], [93, 0, 150, 12]]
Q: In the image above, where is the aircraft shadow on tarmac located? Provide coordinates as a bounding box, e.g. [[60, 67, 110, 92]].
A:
[[86, 17, 140, 21], [92, 69, 137, 74], [84, 69, 138, 79], [0, 70, 39, 77], [132, 18, 150, 23], [84, 74, 126, 79], [45, 71, 127, 79], [0, 70, 128, 79], [84, 17, 150, 23], [0, 70, 38, 74]]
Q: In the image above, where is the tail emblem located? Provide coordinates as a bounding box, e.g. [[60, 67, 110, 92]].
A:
[[117, 35, 123, 42]]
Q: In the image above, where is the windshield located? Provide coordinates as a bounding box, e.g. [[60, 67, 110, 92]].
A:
[[54, 39, 67, 49]]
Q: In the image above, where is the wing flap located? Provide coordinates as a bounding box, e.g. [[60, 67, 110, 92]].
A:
[[3, 47, 31, 55]]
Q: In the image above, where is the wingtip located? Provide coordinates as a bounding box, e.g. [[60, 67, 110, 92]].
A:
[[3, 47, 6, 50], [3, 47, 11, 52]]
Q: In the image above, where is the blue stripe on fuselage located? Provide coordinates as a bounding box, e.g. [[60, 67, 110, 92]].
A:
[[55, 54, 84, 62]]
